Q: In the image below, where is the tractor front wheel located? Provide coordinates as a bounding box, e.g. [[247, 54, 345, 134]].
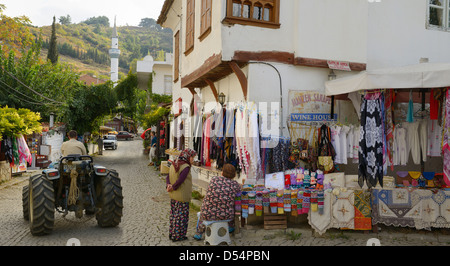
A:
[[96, 170, 123, 227]]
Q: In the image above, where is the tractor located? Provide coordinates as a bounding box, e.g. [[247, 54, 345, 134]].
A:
[[22, 154, 123, 236]]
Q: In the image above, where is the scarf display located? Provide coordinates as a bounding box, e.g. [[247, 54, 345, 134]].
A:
[[358, 92, 384, 188], [443, 89, 450, 186]]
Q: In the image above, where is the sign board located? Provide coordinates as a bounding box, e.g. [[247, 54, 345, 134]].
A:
[[291, 113, 337, 122], [289, 91, 336, 122], [327, 60, 352, 71]]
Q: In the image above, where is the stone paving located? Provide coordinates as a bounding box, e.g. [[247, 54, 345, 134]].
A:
[[1, 138, 450, 246]]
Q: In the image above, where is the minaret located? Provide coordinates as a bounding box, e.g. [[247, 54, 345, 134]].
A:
[[109, 16, 120, 85]]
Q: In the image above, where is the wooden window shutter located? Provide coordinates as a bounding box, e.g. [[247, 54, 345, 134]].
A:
[[174, 31, 180, 82], [200, 0, 212, 39], [185, 0, 195, 54]]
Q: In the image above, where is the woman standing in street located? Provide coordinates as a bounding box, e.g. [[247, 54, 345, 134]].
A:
[[193, 164, 241, 240], [166, 148, 197, 242]]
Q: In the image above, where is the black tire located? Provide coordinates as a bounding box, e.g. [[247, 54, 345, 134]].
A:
[[22, 185, 29, 221], [28, 174, 55, 236], [96, 170, 123, 227]]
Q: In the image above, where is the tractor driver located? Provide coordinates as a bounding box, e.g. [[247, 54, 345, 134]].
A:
[[61, 130, 87, 156]]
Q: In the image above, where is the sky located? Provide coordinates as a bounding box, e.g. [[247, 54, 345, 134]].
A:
[[1, 0, 166, 27]]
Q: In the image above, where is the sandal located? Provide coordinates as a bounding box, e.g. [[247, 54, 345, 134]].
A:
[[193, 234, 203, 241]]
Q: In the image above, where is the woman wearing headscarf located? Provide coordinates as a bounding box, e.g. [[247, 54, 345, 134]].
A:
[[193, 164, 241, 240], [166, 148, 197, 242]]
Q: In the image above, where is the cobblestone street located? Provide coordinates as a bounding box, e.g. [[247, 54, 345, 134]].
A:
[[1, 138, 450, 246]]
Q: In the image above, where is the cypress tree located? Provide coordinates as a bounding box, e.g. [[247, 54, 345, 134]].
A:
[[47, 16, 59, 64]]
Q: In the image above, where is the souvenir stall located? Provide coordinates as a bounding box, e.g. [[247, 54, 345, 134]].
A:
[[323, 62, 450, 232], [192, 101, 263, 186], [0, 134, 33, 180], [190, 88, 378, 233]]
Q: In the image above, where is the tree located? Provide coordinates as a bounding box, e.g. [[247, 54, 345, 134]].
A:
[[82, 16, 110, 27], [139, 18, 162, 31], [47, 16, 58, 64], [60, 82, 117, 134], [58, 14, 71, 25], [0, 4, 34, 58]]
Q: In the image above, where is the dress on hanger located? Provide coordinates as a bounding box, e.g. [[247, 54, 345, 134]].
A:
[[428, 119, 442, 157], [403, 121, 420, 165], [330, 125, 341, 164]]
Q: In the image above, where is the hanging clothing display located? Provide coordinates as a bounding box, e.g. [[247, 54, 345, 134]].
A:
[[443, 89, 450, 186], [427, 119, 442, 157], [358, 92, 384, 188], [384, 90, 395, 171]]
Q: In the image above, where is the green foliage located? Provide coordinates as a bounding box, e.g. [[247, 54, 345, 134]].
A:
[[58, 14, 71, 25], [60, 82, 117, 134], [0, 37, 80, 119], [47, 16, 58, 64], [0, 106, 42, 140], [141, 94, 171, 129], [29, 17, 173, 72], [82, 16, 110, 27]]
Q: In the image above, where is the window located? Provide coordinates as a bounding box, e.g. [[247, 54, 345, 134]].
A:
[[185, 0, 195, 54], [174, 31, 180, 82], [224, 0, 280, 29], [200, 0, 212, 40], [164, 75, 173, 95], [428, 0, 450, 31]]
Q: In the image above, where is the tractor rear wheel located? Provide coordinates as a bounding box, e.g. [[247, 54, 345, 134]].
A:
[[96, 170, 123, 227], [28, 174, 55, 236]]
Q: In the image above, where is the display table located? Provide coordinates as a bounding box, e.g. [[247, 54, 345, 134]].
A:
[[308, 189, 372, 235], [371, 188, 450, 230]]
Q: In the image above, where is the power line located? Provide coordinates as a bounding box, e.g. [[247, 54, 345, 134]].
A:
[[0, 79, 46, 104], [0, 66, 64, 105], [0, 80, 49, 106]]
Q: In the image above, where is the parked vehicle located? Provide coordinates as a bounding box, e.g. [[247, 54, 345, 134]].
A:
[[116, 131, 134, 141], [103, 135, 117, 150], [22, 155, 123, 236]]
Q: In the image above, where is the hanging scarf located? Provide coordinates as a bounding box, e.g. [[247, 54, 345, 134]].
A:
[[17, 135, 32, 164], [359, 92, 384, 188], [173, 148, 197, 172], [384, 90, 395, 171], [443, 89, 450, 186]]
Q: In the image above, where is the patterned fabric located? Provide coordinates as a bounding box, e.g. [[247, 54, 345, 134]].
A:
[[169, 199, 190, 241], [173, 148, 197, 172], [308, 189, 372, 235], [417, 189, 450, 229], [308, 190, 332, 235], [371, 189, 420, 229], [359, 93, 384, 188], [331, 190, 355, 229], [443, 89, 450, 186], [353, 190, 372, 230], [198, 176, 240, 234]]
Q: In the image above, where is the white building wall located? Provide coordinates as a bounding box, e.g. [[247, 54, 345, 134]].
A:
[[367, 0, 450, 70], [294, 0, 368, 63], [220, 0, 295, 60], [180, 0, 224, 79], [152, 64, 173, 95]]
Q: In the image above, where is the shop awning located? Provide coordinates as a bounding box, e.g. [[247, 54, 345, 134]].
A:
[[325, 62, 450, 96]]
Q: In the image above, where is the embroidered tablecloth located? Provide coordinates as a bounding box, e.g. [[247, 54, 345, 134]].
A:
[[308, 189, 372, 235], [371, 188, 450, 230]]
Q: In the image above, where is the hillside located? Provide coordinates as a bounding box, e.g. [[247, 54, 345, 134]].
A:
[[28, 21, 173, 80]]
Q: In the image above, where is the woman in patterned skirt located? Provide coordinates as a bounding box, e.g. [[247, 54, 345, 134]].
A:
[[194, 164, 241, 240], [166, 148, 197, 242]]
